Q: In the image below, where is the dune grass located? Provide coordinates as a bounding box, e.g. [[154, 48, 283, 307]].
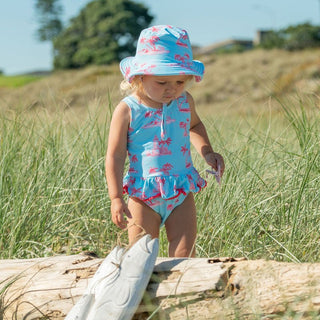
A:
[[0, 107, 117, 258], [0, 93, 319, 262], [195, 96, 320, 263]]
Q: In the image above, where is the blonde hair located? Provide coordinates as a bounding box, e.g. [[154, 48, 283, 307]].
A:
[[185, 75, 195, 90], [120, 74, 195, 96], [120, 76, 143, 96]]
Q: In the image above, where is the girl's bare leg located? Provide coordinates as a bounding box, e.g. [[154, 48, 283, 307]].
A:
[[127, 197, 161, 245], [165, 193, 197, 257]]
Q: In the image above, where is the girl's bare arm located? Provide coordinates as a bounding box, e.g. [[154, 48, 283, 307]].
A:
[[105, 101, 131, 228], [188, 92, 225, 176]]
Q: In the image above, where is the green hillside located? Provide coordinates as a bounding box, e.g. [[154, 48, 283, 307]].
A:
[[0, 49, 319, 116]]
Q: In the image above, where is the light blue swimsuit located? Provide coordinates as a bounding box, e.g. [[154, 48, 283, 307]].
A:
[[123, 93, 206, 225]]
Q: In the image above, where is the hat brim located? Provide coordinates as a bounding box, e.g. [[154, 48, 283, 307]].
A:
[[120, 56, 204, 83]]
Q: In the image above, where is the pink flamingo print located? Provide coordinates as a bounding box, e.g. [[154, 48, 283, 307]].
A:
[[142, 187, 160, 200], [177, 95, 190, 112], [143, 110, 162, 128], [125, 66, 131, 79], [131, 155, 138, 162], [140, 64, 157, 74], [179, 121, 188, 136], [143, 111, 175, 129], [148, 163, 173, 175], [167, 204, 174, 211], [175, 54, 192, 67], [128, 167, 138, 174], [143, 119, 161, 129], [158, 177, 167, 194], [149, 199, 161, 208], [181, 145, 188, 155], [140, 35, 160, 50], [128, 177, 136, 185], [131, 187, 142, 195], [159, 138, 172, 146], [145, 111, 154, 118], [186, 162, 192, 168], [146, 136, 172, 156], [164, 116, 175, 124], [150, 26, 162, 32], [176, 33, 189, 47], [149, 167, 158, 174], [148, 35, 161, 47], [140, 36, 160, 53], [138, 35, 169, 55], [187, 174, 196, 190], [161, 163, 173, 175]]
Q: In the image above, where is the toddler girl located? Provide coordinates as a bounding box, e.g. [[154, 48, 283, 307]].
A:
[[105, 25, 224, 257]]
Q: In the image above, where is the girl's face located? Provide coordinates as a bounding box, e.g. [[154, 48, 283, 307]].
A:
[[139, 75, 191, 107]]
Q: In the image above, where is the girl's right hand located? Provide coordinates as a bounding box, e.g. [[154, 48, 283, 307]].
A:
[[111, 198, 132, 229]]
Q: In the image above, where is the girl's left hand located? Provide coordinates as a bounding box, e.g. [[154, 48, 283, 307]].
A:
[[204, 152, 225, 178]]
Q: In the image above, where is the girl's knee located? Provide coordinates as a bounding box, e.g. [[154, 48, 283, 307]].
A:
[[168, 238, 196, 257]]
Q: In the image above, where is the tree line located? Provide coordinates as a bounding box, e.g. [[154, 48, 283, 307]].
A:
[[34, 0, 320, 71], [35, 0, 153, 70], [259, 23, 320, 50]]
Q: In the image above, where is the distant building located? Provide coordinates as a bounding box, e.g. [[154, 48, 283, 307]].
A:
[[254, 30, 273, 45]]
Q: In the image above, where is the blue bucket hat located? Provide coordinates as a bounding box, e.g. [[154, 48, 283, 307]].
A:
[[120, 25, 204, 83]]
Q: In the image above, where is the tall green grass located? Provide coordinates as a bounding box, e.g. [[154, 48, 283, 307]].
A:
[[0, 107, 119, 259], [0, 97, 319, 261], [196, 97, 320, 263]]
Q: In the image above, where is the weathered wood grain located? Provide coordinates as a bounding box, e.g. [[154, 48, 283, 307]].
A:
[[1, 255, 320, 319]]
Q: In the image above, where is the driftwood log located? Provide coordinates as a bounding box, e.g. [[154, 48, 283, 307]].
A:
[[0, 254, 320, 319]]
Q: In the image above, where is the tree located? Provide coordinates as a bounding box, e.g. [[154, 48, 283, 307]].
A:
[[259, 22, 320, 50], [53, 0, 153, 69], [34, 0, 63, 42], [283, 23, 320, 50]]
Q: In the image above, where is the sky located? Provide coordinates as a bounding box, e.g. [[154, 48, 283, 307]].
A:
[[0, 0, 319, 75]]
